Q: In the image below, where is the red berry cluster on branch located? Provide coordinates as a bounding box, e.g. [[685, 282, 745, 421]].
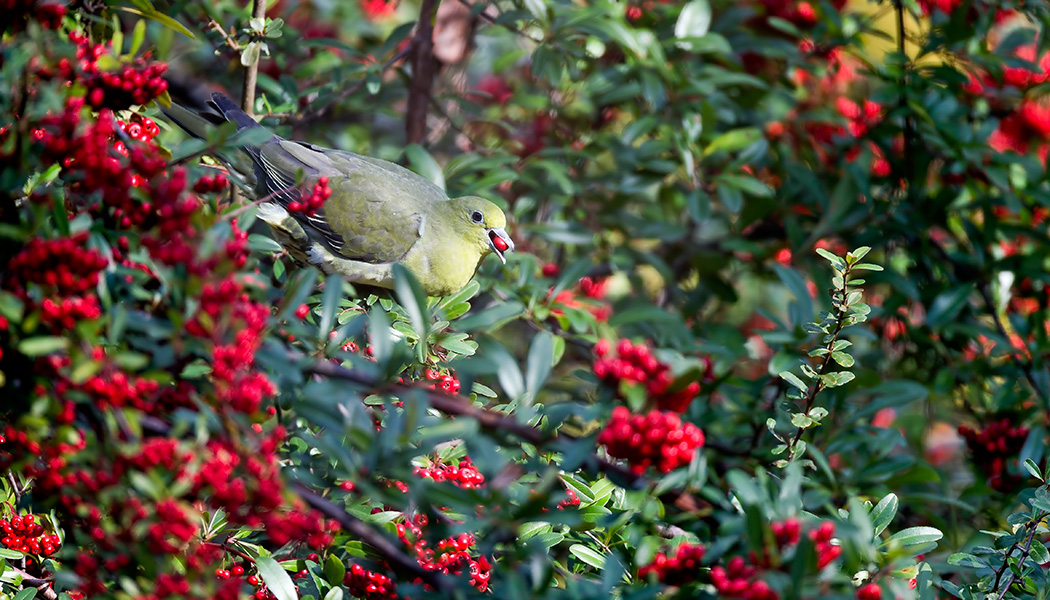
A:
[[809, 521, 841, 568], [63, 32, 168, 111], [749, 517, 802, 567], [343, 563, 397, 599], [638, 542, 705, 586], [414, 456, 485, 488], [597, 407, 704, 474], [959, 418, 1030, 491], [711, 556, 778, 600], [550, 275, 612, 322], [396, 514, 492, 592], [593, 339, 708, 413], [193, 173, 230, 195], [557, 487, 580, 509], [288, 176, 331, 216], [424, 368, 461, 394], [0, 0, 65, 30], [6, 234, 107, 332], [7, 234, 106, 298], [0, 514, 61, 557]]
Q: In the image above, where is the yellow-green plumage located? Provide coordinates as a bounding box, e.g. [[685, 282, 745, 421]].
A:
[[163, 93, 513, 297]]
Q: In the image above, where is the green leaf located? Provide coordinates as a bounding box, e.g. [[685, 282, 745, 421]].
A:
[[525, 331, 555, 397], [18, 336, 69, 357], [820, 371, 855, 388], [815, 248, 846, 271], [393, 264, 430, 362], [886, 526, 943, 547], [780, 371, 808, 392], [830, 351, 854, 367], [870, 493, 898, 537], [13, 588, 38, 600], [946, 553, 989, 569], [569, 544, 606, 570], [241, 41, 262, 67], [256, 556, 297, 600], [116, 6, 195, 39], [129, 19, 146, 56], [318, 277, 343, 338], [404, 144, 446, 191], [1024, 458, 1044, 482], [703, 128, 761, 157], [925, 284, 973, 328], [324, 554, 346, 586], [852, 263, 884, 271], [1030, 542, 1050, 565], [675, 0, 712, 40]]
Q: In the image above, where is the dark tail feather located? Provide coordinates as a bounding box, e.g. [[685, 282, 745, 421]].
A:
[[208, 93, 263, 131]]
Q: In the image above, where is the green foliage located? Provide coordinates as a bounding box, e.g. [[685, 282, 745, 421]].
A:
[[4, 0, 1050, 599]]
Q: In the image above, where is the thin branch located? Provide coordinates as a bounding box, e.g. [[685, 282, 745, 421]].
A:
[[306, 355, 706, 512], [406, 0, 441, 144], [241, 0, 268, 118], [290, 45, 414, 128], [210, 19, 241, 51], [292, 483, 452, 592], [991, 511, 1044, 600], [306, 359, 545, 445], [894, 0, 914, 179], [8, 566, 57, 600], [925, 236, 1050, 411]]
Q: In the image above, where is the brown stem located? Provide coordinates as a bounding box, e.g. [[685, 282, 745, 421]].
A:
[[991, 511, 1045, 600], [8, 566, 57, 600], [241, 0, 268, 117], [293, 483, 452, 592], [894, 0, 913, 179], [406, 0, 441, 144], [787, 267, 851, 455]]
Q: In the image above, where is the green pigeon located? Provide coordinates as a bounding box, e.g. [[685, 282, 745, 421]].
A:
[[162, 92, 514, 296]]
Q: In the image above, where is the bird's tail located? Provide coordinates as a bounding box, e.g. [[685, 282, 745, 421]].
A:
[[161, 92, 273, 189], [160, 101, 225, 141]]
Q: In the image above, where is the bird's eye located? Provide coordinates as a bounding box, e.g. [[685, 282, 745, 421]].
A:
[[471, 210, 484, 224]]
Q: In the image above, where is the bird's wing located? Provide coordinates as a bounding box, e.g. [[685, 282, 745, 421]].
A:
[[263, 140, 448, 264]]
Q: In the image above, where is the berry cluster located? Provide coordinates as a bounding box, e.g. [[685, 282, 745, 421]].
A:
[[808, 521, 841, 568], [710, 556, 777, 600], [959, 418, 1030, 491], [288, 176, 331, 216], [638, 542, 705, 586], [343, 563, 397, 599], [549, 275, 612, 322], [396, 514, 492, 592], [65, 32, 169, 111], [424, 368, 462, 395], [597, 407, 704, 474], [749, 517, 802, 567], [7, 234, 106, 297], [557, 487, 580, 509], [0, 514, 61, 557], [593, 339, 707, 413], [414, 456, 485, 488], [116, 116, 160, 145], [213, 564, 245, 579], [2, 0, 65, 30], [193, 173, 230, 194]]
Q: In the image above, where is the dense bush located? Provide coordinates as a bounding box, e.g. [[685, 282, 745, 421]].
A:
[[3, 0, 1050, 599]]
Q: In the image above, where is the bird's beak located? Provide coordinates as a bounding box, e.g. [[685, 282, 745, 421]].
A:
[[487, 227, 514, 264]]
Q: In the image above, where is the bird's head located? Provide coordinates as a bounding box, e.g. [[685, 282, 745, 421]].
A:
[[452, 196, 514, 264]]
